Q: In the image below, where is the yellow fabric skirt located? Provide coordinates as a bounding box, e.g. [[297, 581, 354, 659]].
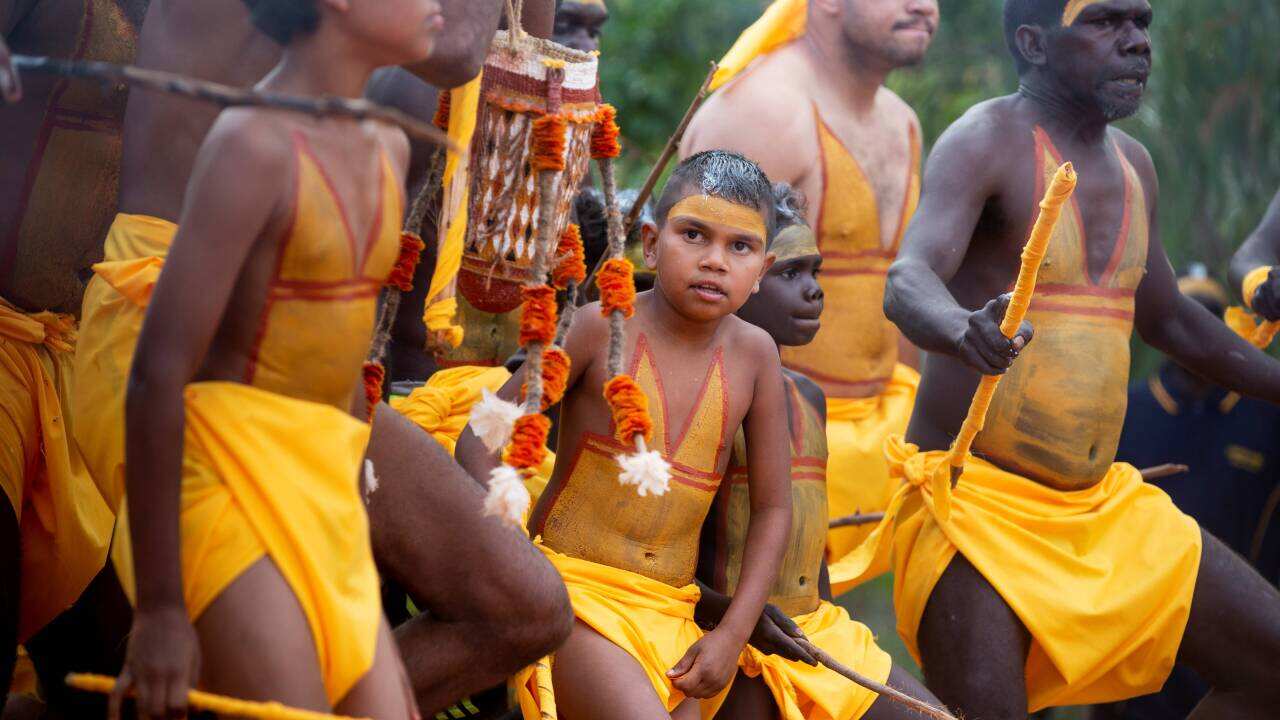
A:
[[0, 300, 112, 642], [703, 600, 890, 720], [73, 212, 175, 513], [824, 363, 917, 583], [389, 364, 555, 502], [119, 382, 381, 706], [830, 436, 1202, 712], [514, 543, 728, 718]]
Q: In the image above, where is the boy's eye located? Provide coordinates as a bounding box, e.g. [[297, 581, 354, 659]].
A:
[[781, 268, 798, 280], [732, 240, 752, 253], [684, 229, 701, 241]]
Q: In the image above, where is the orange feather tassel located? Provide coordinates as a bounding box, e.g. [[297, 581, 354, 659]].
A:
[[519, 285, 559, 346], [531, 114, 568, 172], [604, 374, 652, 444], [552, 223, 587, 290], [433, 90, 451, 131], [504, 413, 551, 470], [387, 231, 426, 291], [361, 361, 385, 422], [597, 257, 637, 319], [591, 104, 622, 160]]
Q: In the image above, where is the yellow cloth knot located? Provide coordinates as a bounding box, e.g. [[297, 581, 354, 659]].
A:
[[0, 301, 77, 353]]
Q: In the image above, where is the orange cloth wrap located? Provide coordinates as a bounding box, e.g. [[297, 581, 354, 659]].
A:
[[604, 374, 653, 444], [505, 414, 551, 470], [520, 285, 559, 346], [597, 258, 637, 319], [386, 231, 425, 292], [828, 437, 1202, 712], [532, 114, 569, 173], [0, 300, 112, 643], [552, 224, 587, 290], [590, 104, 622, 160]]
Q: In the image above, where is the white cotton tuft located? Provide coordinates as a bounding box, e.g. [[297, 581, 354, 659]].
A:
[[483, 464, 531, 525], [363, 459, 380, 503], [471, 389, 523, 452], [616, 450, 672, 497]]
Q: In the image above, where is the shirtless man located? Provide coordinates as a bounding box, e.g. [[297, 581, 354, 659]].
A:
[[0, 3, 144, 715], [870, 1, 1280, 716], [681, 0, 939, 566], [65, 0, 571, 713]]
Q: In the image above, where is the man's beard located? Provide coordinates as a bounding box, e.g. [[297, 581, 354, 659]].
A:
[[1097, 91, 1143, 122]]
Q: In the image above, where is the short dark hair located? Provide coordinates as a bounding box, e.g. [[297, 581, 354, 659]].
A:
[[771, 183, 808, 235], [1003, 0, 1068, 74], [243, 0, 320, 45], [655, 150, 776, 238]]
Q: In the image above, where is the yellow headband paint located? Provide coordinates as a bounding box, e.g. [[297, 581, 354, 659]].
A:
[[667, 195, 767, 242], [1062, 0, 1105, 26], [770, 225, 819, 262]]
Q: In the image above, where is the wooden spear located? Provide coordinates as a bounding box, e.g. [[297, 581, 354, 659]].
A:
[[828, 512, 886, 529], [794, 640, 958, 720], [67, 673, 367, 720]]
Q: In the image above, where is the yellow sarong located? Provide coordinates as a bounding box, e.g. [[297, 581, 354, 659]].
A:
[[514, 543, 729, 718], [120, 381, 381, 706], [0, 299, 113, 642], [830, 436, 1202, 712], [389, 365, 555, 501], [825, 363, 917, 581], [73, 212, 175, 513], [703, 601, 889, 720]]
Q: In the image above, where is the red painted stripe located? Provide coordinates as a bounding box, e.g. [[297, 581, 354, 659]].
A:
[[1030, 301, 1134, 320]]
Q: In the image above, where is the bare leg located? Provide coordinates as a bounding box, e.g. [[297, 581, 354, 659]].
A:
[[336, 620, 415, 720], [670, 698, 701, 720], [0, 504, 18, 717], [862, 666, 946, 720], [710, 671, 775, 720], [916, 552, 1029, 720], [551, 620, 672, 720], [1180, 530, 1280, 719], [194, 557, 330, 713], [26, 558, 132, 719], [365, 408, 573, 714]]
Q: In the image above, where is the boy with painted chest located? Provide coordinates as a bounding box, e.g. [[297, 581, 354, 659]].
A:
[[458, 150, 793, 719]]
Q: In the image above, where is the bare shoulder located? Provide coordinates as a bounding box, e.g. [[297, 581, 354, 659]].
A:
[[682, 51, 816, 178], [722, 314, 780, 367], [875, 86, 922, 135], [567, 300, 610, 341], [198, 108, 295, 175], [374, 121, 412, 179], [1110, 127, 1158, 196], [925, 95, 1027, 183]]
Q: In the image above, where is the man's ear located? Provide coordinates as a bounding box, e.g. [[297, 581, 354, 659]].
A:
[[1015, 24, 1050, 69], [642, 221, 660, 270]]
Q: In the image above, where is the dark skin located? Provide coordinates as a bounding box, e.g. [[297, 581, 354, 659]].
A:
[[457, 193, 793, 719], [113, 1, 571, 716], [887, 1, 1280, 717], [701, 251, 943, 719], [552, 0, 608, 54], [118, 2, 439, 717], [1229, 189, 1280, 321]]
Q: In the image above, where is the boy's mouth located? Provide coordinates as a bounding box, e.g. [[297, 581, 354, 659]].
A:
[[690, 281, 727, 302]]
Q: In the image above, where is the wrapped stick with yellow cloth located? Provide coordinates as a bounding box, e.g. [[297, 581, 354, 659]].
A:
[[1225, 265, 1280, 349], [942, 162, 1077, 518], [66, 674, 368, 720]]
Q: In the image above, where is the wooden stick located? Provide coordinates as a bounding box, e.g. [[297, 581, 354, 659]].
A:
[[1140, 463, 1189, 481], [946, 163, 1078, 490], [66, 673, 368, 720], [584, 61, 717, 287], [794, 640, 958, 720], [828, 512, 885, 529], [12, 55, 456, 151]]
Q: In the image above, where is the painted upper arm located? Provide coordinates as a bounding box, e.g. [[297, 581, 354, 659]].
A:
[[897, 109, 1007, 282]]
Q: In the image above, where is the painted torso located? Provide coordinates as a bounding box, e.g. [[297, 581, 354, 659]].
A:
[[242, 134, 403, 411], [706, 374, 826, 617], [0, 0, 149, 313], [975, 126, 1149, 489], [533, 333, 731, 587], [780, 106, 920, 398]]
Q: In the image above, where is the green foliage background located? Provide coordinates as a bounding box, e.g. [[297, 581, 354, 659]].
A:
[[598, 0, 1280, 378]]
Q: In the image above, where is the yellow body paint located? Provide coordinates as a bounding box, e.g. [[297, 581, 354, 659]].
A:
[[668, 194, 767, 242], [1063, 0, 1106, 26], [770, 224, 820, 262]]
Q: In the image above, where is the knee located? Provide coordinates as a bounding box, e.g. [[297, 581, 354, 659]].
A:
[[471, 547, 572, 672]]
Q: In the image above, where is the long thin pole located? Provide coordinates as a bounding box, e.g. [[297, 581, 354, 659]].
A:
[[794, 640, 958, 720], [67, 674, 368, 720], [12, 55, 456, 151]]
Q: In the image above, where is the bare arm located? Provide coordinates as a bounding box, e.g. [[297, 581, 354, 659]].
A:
[[404, 0, 502, 89], [113, 113, 288, 720], [884, 114, 1032, 373], [1229, 189, 1280, 320], [1132, 150, 1280, 404]]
